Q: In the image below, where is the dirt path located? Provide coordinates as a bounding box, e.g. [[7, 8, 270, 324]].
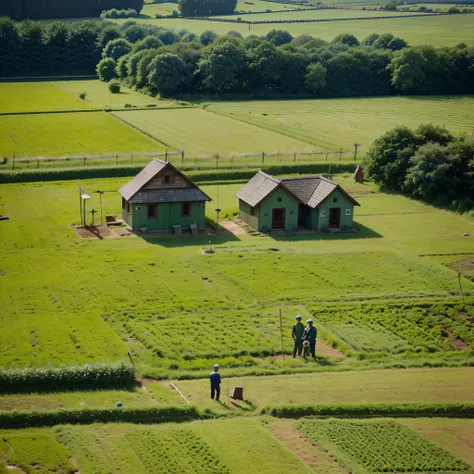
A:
[[219, 219, 247, 236], [268, 419, 349, 474]]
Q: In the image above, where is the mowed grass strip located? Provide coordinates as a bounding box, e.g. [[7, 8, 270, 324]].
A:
[[131, 14, 474, 46], [0, 82, 93, 114], [208, 95, 474, 155], [113, 109, 315, 155], [174, 367, 474, 406], [0, 112, 163, 158]]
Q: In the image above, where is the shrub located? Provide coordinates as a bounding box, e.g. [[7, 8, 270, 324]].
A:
[[108, 81, 121, 93], [102, 38, 133, 61], [79, 92, 87, 100], [100, 8, 139, 19], [96, 57, 117, 81]]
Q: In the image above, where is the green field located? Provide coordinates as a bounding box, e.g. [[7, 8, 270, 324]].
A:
[[207, 96, 474, 156], [128, 13, 474, 45], [0, 112, 163, 158], [113, 109, 315, 155]]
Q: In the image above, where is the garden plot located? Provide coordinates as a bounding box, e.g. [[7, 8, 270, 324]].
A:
[[0, 112, 161, 158], [297, 419, 471, 473]]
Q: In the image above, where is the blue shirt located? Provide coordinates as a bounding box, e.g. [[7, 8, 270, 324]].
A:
[[210, 372, 221, 387]]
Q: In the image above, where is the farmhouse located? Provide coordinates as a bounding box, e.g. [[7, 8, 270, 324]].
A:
[[119, 158, 211, 232], [236, 171, 360, 233]]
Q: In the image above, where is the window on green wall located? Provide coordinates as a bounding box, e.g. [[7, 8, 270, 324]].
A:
[[182, 202, 191, 216], [148, 204, 158, 218]]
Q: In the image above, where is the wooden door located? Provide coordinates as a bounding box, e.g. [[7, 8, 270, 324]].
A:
[[329, 208, 340, 228], [272, 208, 285, 229]]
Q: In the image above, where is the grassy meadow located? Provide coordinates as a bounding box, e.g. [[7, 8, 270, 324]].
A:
[[0, 112, 163, 158], [206, 96, 474, 156], [128, 13, 474, 46]]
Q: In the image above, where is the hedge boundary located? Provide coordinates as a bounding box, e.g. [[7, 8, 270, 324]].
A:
[[0, 405, 203, 429], [260, 402, 474, 418], [0, 163, 357, 184], [0, 362, 135, 393]]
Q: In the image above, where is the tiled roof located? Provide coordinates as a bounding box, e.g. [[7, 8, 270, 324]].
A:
[[129, 188, 211, 204], [235, 171, 281, 207], [119, 158, 167, 201]]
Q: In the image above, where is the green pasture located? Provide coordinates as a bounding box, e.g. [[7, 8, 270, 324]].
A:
[[0, 178, 473, 372], [175, 367, 474, 406], [132, 14, 474, 45], [113, 109, 315, 155], [405, 3, 474, 11], [0, 112, 163, 158], [216, 8, 428, 19], [207, 95, 474, 157], [0, 82, 92, 114]]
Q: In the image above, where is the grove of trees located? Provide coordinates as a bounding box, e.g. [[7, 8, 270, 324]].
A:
[[364, 125, 474, 212], [0, 0, 143, 20], [178, 0, 237, 17]]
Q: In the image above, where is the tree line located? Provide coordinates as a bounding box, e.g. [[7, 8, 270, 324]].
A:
[[364, 125, 474, 212], [0, 0, 143, 20], [179, 0, 237, 16]]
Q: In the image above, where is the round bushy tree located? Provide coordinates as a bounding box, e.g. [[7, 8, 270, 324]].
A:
[[266, 29, 294, 46], [200, 30, 218, 46], [102, 38, 132, 60], [109, 81, 121, 93], [96, 57, 117, 81], [332, 33, 360, 47], [124, 25, 147, 43], [147, 53, 188, 95], [305, 62, 327, 94]]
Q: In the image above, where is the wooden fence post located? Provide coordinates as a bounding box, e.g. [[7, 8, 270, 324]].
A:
[[325, 152, 329, 162], [181, 151, 184, 163], [12, 153, 15, 171], [293, 152, 296, 162], [262, 152, 265, 165], [339, 148, 343, 161]]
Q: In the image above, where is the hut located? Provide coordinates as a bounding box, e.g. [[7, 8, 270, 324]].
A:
[[353, 165, 364, 183]]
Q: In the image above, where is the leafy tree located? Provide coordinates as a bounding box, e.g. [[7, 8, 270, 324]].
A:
[[373, 33, 407, 51], [266, 29, 293, 46], [332, 33, 359, 47], [200, 30, 218, 46], [305, 62, 327, 94], [227, 30, 243, 39], [292, 34, 314, 47], [102, 38, 132, 60], [416, 123, 453, 146], [198, 41, 246, 92], [181, 32, 197, 42], [157, 30, 180, 45], [116, 53, 131, 78], [389, 47, 427, 93], [124, 25, 147, 43], [179, 0, 237, 16], [147, 53, 189, 94], [96, 57, 117, 81], [97, 25, 122, 50], [136, 51, 159, 88], [384, 0, 397, 11], [132, 36, 164, 53], [447, 6, 460, 13], [362, 33, 379, 46]]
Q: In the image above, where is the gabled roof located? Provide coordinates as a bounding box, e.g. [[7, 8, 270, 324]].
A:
[[119, 158, 211, 203], [236, 171, 359, 208]]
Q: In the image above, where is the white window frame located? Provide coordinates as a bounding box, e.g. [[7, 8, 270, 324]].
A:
[[345, 209, 351, 216], [320, 210, 326, 217]]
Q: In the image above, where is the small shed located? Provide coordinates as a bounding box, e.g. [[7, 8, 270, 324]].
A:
[[119, 158, 211, 232], [353, 165, 364, 183], [236, 171, 360, 233]]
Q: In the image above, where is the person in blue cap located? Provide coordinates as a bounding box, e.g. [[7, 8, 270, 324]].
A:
[[303, 319, 317, 360], [292, 315, 305, 358], [210, 364, 221, 401]]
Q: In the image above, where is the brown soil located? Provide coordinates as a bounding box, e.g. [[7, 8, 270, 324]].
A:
[[268, 420, 349, 474], [219, 219, 247, 236], [460, 312, 474, 325], [442, 328, 469, 350], [71, 225, 117, 239], [449, 257, 474, 271]]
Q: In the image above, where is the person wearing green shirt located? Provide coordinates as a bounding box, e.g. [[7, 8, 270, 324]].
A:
[[303, 319, 317, 360], [292, 315, 305, 358]]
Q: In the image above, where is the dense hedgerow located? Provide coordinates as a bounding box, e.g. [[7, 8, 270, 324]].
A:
[[100, 8, 138, 19], [261, 402, 474, 418], [0, 362, 134, 392], [0, 405, 202, 429]]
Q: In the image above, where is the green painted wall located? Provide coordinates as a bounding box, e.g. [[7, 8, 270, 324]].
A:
[[238, 199, 259, 230], [259, 187, 299, 232], [314, 189, 355, 231], [130, 202, 206, 232]]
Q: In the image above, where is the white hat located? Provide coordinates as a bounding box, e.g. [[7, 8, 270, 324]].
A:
[[306, 319, 313, 323], [213, 364, 219, 368], [296, 315, 302, 320]]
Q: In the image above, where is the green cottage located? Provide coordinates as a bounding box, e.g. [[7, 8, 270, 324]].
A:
[[119, 158, 211, 232], [236, 171, 360, 233]]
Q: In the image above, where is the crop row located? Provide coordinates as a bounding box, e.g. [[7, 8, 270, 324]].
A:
[[297, 419, 470, 472], [313, 301, 474, 353], [126, 429, 229, 474]]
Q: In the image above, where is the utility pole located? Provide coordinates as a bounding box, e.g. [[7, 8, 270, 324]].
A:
[[353, 143, 360, 161], [279, 309, 284, 360]]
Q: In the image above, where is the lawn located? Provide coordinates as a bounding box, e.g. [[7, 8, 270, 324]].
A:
[[112, 108, 315, 155], [1, 178, 473, 371], [129, 13, 474, 45], [0, 82, 92, 114], [297, 418, 471, 473], [207, 96, 474, 157], [174, 367, 474, 406], [0, 112, 163, 158]]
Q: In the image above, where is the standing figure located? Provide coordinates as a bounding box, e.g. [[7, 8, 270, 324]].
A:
[[292, 315, 305, 358], [303, 319, 317, 360], [210, 363, 221, 401]]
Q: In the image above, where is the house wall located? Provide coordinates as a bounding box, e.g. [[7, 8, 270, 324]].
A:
[[259, 187, 299, 232], [122, 200, 132, 228], [130, 202, 206, 231], [313, 188, 355, 231], [238, 199, 259, 230]]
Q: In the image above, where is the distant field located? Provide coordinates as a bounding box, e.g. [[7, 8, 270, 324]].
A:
[[0, 82, 92, 114], [134, 14, 474, 45], [216, 8, 428, 19], [113, 109, 315, 155], [207, 96, 474, 156], [0, 112, 162, 158]]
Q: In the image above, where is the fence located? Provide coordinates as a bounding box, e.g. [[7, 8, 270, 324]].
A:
[[1, 147, 360, 171]]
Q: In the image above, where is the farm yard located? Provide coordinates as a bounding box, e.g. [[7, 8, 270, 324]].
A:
[[1, 2, 474, 472]]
